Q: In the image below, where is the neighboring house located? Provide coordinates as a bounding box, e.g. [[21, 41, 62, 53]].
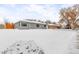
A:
[[74, 16, 79, 29], [48, 24, 61, 29], [14, 20, 48, 29], [0, 24, 4, 29], [75, 18, 79, 25], [59, 19, 70, 29]]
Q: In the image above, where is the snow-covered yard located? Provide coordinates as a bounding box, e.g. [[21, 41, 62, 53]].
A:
[[0, 29, 78, 54]]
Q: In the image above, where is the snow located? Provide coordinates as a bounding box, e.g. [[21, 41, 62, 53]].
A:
[[0, 29, 77, 54], [1, 40, 45, 54]]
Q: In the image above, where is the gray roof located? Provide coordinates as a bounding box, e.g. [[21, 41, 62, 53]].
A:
[[15, 20, 46, 25]]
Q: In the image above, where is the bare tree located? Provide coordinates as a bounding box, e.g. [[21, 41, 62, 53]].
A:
[[45, 20, 52, 24], [59, 5, 79, 29]]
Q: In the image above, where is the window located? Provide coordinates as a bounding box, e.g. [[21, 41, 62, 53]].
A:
[[21, 23, 27, 26], [36, 24, 39, 27], [44, 25, 46, 27]]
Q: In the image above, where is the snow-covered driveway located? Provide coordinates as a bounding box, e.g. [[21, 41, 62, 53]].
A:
[[0, 29, 77, 54]]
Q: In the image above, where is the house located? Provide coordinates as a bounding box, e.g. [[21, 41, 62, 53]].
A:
[[0, 24, 4, 29], [14, 20, 48, 29], [48, 24, 61, 29], [74, 16, 79, 29], [58, 19, 70, 29]]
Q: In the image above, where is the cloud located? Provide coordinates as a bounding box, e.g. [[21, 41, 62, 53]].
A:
[[25, 4, 60, 22], [0, 4, 75, 24], [60, 4, 74, 8]]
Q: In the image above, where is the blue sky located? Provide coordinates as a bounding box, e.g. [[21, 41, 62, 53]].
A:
[[0, 4, 74, 24]]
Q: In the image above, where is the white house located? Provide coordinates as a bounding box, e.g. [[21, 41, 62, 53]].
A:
[[14, 19, 48, 29]]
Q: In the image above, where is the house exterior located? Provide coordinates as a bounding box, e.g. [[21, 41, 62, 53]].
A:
[[74, 16, 79, 29], [48, 24, 61, 29], [14, 20, 48, 29], [0, 24, 4, 29], [59, 19, 70, 29]]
